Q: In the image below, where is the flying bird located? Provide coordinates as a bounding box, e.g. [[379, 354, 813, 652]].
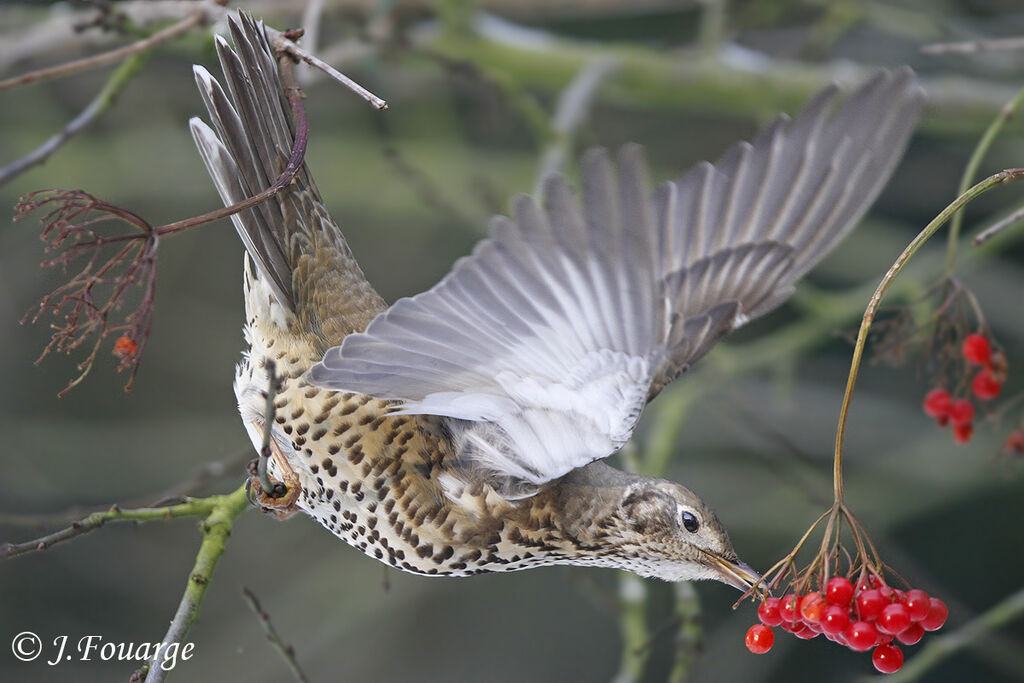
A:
[[190, 14, 922, 590]]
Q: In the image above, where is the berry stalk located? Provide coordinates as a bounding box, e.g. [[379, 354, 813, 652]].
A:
[[832, 167, 1024, 504]]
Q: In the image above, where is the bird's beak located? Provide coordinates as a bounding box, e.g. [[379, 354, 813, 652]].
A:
[[704, 553, 762, 592]]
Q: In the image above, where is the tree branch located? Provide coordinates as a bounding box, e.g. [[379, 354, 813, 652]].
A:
[[973, 202, 1024, 246], [145, 484, 249, 683], [241, 586, 310, 683], [0, 9, 209, 92], [922, 36, 1024, 55], [669, 581, 702, 683], [613, 573, 649, 683], [944, 85, 1024, 274], [0, 52, 149, 187], [425, 14, 1021, 136], [267, 26, 388, 110], [0, 497, 219, 561]]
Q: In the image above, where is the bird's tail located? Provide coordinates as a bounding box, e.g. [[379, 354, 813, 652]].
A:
[[189, 13, 385, 349]]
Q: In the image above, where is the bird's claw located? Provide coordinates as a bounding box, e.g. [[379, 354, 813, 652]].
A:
[[245, 431, 302, 519], [245, 474, 301, 519]]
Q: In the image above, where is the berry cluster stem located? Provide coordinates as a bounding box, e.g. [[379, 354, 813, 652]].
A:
[[833, 168, 1024, 505]]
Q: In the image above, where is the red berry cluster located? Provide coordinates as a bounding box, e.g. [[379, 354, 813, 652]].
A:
[[923, 388, 973, 443], [921, 334, 1006, 444], [745, 576, 948, 674]]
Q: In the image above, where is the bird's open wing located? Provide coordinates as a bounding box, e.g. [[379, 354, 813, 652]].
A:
[[308, 69, 924, 487]]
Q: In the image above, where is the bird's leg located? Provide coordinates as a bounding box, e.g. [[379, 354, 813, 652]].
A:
[[247, 421, 301, 519]]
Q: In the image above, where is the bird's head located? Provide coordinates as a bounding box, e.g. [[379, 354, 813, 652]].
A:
[[606, 480, 760, 590]]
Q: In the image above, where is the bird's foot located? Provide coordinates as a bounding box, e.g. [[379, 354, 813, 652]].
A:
[[246, 460, 301, 520], [245, 429, 302, 519]]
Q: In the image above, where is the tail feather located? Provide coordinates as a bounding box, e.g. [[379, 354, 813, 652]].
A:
[[190, 12, 386, 348]]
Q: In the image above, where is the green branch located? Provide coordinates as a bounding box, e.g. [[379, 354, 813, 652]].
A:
[[430, 24, 1019, 137], [945, 86, 1024, 274], [0, 52, 149, 187], [144, 483, 249, 683], [1, 494, 218, 560], [613, 573, 650, 683], [669, 581, 703, 683]]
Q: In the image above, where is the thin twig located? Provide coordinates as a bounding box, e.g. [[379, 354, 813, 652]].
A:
[[14, 24, 312, 398], [258, 359, 283, 496], [267, 27, 388, 110], [372, 113, 476, 228], [0, 498, 218, 561], [973, 202, 1024, 246], [151, 449, 254, 504], [834, 169, 1024, 502], [0, 10, 207, 92], [155, 55, 310, 238], [944, 86, 1024, 274], [145, 484, 249, 683], [0, 52, 149, 187], [0, 449, 250, 529], [921, 35, 1024, 55], [242, 586, 311, 683]]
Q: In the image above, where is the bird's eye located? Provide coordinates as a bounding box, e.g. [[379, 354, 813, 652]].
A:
[[680, 510, 699, 533]]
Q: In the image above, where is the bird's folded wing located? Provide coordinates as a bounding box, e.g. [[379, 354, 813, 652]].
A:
[[308, 69, 923, 486]]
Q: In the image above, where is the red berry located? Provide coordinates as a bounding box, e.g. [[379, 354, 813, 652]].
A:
[[922, 598, 948, 631], [896, 623, 925, 646], [923, 388, 953, 420], [113, 335, 139, 358], [846, 621, 878, 651], [972, 370, 1002, 400], [878, 603, 912, 635], [821, 605, 850, 635], [856, 574, 879, 592], [873, 643, 904, 673], [779, 594, 799, 622], [1004, 430, 1024, 455], [857, 589, 885, 621], [963, 334, 992, 366], [745, 624, 774, 654], [800, 592, 826, 624], [950, 399, 975, 426], [779, 619, 801, 634], [952, 422, 973, 444], [904, 589, 931, 622], [758, 597, 782, 627], [792, 623, 818, 639], [825, 577, 854, 606]]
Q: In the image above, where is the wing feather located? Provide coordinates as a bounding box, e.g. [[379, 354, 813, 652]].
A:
[[309, 69, 924, 488]]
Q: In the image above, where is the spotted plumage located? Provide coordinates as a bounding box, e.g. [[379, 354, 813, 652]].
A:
[[190, 13, 923, 589]]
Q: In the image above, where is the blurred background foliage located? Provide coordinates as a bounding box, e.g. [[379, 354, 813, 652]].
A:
[[1, 1, 1024, 681]]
